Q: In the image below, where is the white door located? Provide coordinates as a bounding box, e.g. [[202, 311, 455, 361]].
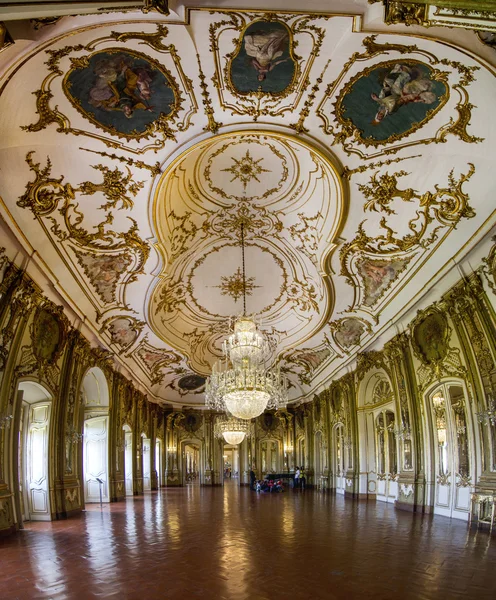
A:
[[375, 410, 398, 503], [430, 385, 471, 520], [25, 403, 51, 521], [155, 440, 162, 487], [143, 438, 151, 490], [83, 417, 109, 503], [125, 430, 133, 496], [334, 425, 345, 494]]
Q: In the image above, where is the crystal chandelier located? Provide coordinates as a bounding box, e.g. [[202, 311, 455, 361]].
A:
[[214, 415, 251, 445], [477, 392, 496, 427], [205, 221, 288, 420]]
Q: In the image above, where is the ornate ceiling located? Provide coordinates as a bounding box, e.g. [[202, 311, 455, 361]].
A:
[[0, 1, 494, 407]]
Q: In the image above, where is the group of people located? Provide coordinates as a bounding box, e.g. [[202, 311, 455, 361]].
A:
[[255, 479, 285, 493], [294, 466, 306, 490]]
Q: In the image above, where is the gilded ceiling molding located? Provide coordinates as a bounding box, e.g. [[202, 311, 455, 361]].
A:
[[196, 53, 223, 134], [150, 131, 342, 387], [339, 163, 475, 313], [317, 35, 482, 159], [209, 10, 330, 120], [372, 1, 496, 30], [21, 25, 197, 154], [17, 152, 150, 311], [290, 59, 331, 134], [80, 147, 161, 176], [341, 154, 421, 180], [0, 22, 13, 53], [142, 0, 169, 16], [30, 18, 62, 30]]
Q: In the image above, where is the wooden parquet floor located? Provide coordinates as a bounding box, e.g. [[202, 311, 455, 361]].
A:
[[1, 482, 495, 600]]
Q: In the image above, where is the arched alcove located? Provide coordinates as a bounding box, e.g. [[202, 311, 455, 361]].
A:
[[423, 379, 477, 520], [16, 381, 53, 523], [81, 367, 110, 503], [356, 369, 398, 502], [81, 367, 110, 408]]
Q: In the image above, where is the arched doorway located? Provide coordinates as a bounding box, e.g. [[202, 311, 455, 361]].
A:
[[183, 443, 200, 485], [375, 409, 398, 503], [296, 436, 305, 471], [223, 446, 239, 481], [333, 424, 345, 495], [17, 381, 53, 522], [356, 373, 397, 502], [123, 424, 134, 496], [155, 438, 163, 487], [260, 439, 281, 475], [81, 367, 110, 504], [427, 382, 473, 520], [314, 431, 327, 489], [142, 435, 151, 491]]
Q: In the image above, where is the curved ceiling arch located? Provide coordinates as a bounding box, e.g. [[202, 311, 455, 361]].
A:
[[148, 130, 346, 379]]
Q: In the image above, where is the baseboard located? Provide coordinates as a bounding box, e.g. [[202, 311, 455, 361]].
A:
[[0, 524, 17, 537]]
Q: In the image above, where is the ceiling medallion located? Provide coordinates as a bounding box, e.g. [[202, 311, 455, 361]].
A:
[[205, 221, 288, 420], [221, 150, 271, 189], [214, 266, 260, 303]]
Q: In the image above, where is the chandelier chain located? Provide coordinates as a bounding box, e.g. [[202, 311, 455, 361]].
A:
[[241, 221, 246, 317]]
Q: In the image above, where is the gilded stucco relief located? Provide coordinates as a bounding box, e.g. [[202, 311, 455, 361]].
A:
[[1, 7, 494, 407], [149, 131, 344, 389], [208, 10, 330, 120], [317, 36, 482, 158], [22, 24, 197, 153]]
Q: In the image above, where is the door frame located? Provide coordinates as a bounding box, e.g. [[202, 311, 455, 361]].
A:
[[424, 378, 477, 520]]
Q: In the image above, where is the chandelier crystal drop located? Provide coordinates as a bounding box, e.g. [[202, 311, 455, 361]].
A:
[[214, 415, 251, 445], [205, 221, 288, 420]]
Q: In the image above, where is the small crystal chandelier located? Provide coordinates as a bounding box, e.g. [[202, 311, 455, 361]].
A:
[[214, 415, 251, 445], [206, 221, 288, 420], [477, 392, 496, 427]]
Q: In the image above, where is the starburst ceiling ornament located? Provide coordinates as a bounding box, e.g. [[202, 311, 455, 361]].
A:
[[214, 266, 260, 303], [221, 150, 271, 189], [205, 220, 287, 420], [214, 415, 252, 445]]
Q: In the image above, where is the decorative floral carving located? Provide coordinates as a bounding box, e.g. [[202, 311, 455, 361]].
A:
[[18, 152, 150, 307], [340, 165, 475, 295]]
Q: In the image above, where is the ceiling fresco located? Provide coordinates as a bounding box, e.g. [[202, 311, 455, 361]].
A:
[[0, 3, 494, 407]]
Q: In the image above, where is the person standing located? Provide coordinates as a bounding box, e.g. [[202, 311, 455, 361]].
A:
[[300, 466, 306, 490], [294, 466, 300, 490], [250, 469, 256, 490]]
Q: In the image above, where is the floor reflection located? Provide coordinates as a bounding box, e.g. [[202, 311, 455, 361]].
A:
[[1, 487, 496, 600]]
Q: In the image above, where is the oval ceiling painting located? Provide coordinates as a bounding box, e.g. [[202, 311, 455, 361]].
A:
[[229, 20, 297, 95], [64, 49, 179, 139], [336, 59, 448, 146]]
